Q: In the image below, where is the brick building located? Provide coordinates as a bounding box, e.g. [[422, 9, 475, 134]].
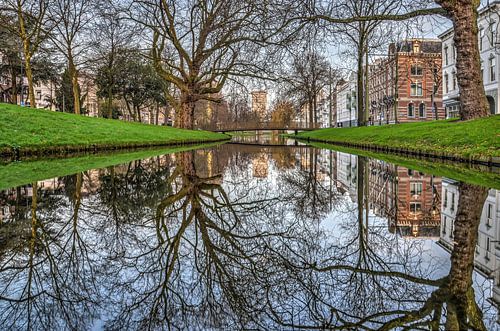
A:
[[368, 39, 446, 125]]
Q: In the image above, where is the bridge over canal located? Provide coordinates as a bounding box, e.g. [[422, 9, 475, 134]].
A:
[[201, 121, 321, 133]]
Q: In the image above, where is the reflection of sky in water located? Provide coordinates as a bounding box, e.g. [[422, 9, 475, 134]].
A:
[[0, 145, 497, 330]]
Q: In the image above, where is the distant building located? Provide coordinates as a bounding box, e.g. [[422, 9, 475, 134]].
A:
[[368, 39, 445, 125], [251, 90, 267, 120], [439, 1, 500, 117], [335, 72, 358, 127]]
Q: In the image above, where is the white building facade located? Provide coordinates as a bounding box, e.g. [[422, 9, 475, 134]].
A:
[[439, 1, 500, 118], [335, 72, 358, 127]]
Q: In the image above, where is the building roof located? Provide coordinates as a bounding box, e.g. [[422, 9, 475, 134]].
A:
[[393, 39, 442, 54]]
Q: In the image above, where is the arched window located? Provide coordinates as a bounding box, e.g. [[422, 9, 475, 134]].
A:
[[408, 103, 414, 117], [419, 103, 426, 118]]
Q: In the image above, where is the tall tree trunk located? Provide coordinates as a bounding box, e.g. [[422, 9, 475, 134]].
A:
[[313, 94, 318, 126], [107, 86, 113, 118], [357, 41, 365, 127], [23, 53, 36, 108], [17, 1, 36, 108], [177, 93, 196, 129], [68, 57, 81, 115], [10, 68, 18, 104], [308, 98, 314, 128], [431, 88, 437, 120], [436, 0, 489, 120], [155, 103, 160, 125], [135, 105, 142, 123]]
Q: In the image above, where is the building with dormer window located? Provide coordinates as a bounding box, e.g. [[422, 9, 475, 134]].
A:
[[368, 39, 446, 125]]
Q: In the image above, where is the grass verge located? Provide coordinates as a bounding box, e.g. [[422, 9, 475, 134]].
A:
[[294, 116, 500, 163], [0, 103, 229, 156], [0, 143, 222, 190]]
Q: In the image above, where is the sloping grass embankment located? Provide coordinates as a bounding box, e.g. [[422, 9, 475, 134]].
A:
[[0, 103, 229, 157], [295, 116, 500, 164]]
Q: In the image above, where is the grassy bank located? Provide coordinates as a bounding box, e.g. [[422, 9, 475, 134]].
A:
[[0, 143, 222, 190], [295, 116, 500, 163], [0, 103, 228, 156]]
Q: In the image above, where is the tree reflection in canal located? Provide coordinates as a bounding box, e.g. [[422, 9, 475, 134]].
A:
[[0, 144, 496, 330]]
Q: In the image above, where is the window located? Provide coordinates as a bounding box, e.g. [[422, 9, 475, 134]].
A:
[[442, 216, 447, 234], [411, 65, 423, 76], [490, 57, 496, 82], [410, 82, 423, 96], [444, 73, 449, 94], [481, 61, 484, 80], [419, 103, 426, 118], [490, 23, 495, 47], [413, 42, 420, 53], [443, 189, 448, 207], [487, 203, 493, 219], [410, 202, 422, 213], [407, 103, 414, 117], [452, 72, 457, 91], [444, 46, 449, 65], [408, 169, 414, 176], [487, 237, 491, 252], [451, 193, 455, 211], [480, 28, 485, 51], [36, 90, 42, 100], [410, 182, 423, 196]]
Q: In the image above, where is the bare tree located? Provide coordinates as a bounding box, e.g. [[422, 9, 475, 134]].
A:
[[48, 0, 93, 115], [91, 2, 140, 118], [283, 50, 333, 126], [128, 0, 294, 129], [3, 0, 51, 108]]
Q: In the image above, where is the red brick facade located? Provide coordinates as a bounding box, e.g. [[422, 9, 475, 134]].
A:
[[369, 39, 446, 125]]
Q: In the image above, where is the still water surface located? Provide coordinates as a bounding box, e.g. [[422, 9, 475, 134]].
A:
[[0, 137, 499, 330]]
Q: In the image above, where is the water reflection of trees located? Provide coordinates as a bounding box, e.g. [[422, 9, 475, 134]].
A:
[[0, 148, 494, 330], [0, 177, 99, 330]]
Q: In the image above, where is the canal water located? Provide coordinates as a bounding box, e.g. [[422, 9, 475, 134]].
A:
[[0, 135, 499, 330]]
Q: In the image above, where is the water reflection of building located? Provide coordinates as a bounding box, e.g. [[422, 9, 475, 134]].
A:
[[368, 161, 441, 237], [336, 152, 357, 197], [252, 154, 269, 178], [439, 181, 500, 313]]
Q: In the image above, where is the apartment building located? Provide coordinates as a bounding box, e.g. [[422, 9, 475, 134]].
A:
[[368, 39, 446, 124], [335, 72, 358, 127], [439, 1, 500, 117]]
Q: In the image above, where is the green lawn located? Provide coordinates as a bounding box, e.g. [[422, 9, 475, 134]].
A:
[[296, 116, 500, 161], [0, 103, 228, 155]]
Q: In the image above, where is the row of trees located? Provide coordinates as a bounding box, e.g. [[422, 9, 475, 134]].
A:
[[0, 0, 491, 128]]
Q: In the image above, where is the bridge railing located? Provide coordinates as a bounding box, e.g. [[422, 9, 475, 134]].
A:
[[199, 121, 322, 131]]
